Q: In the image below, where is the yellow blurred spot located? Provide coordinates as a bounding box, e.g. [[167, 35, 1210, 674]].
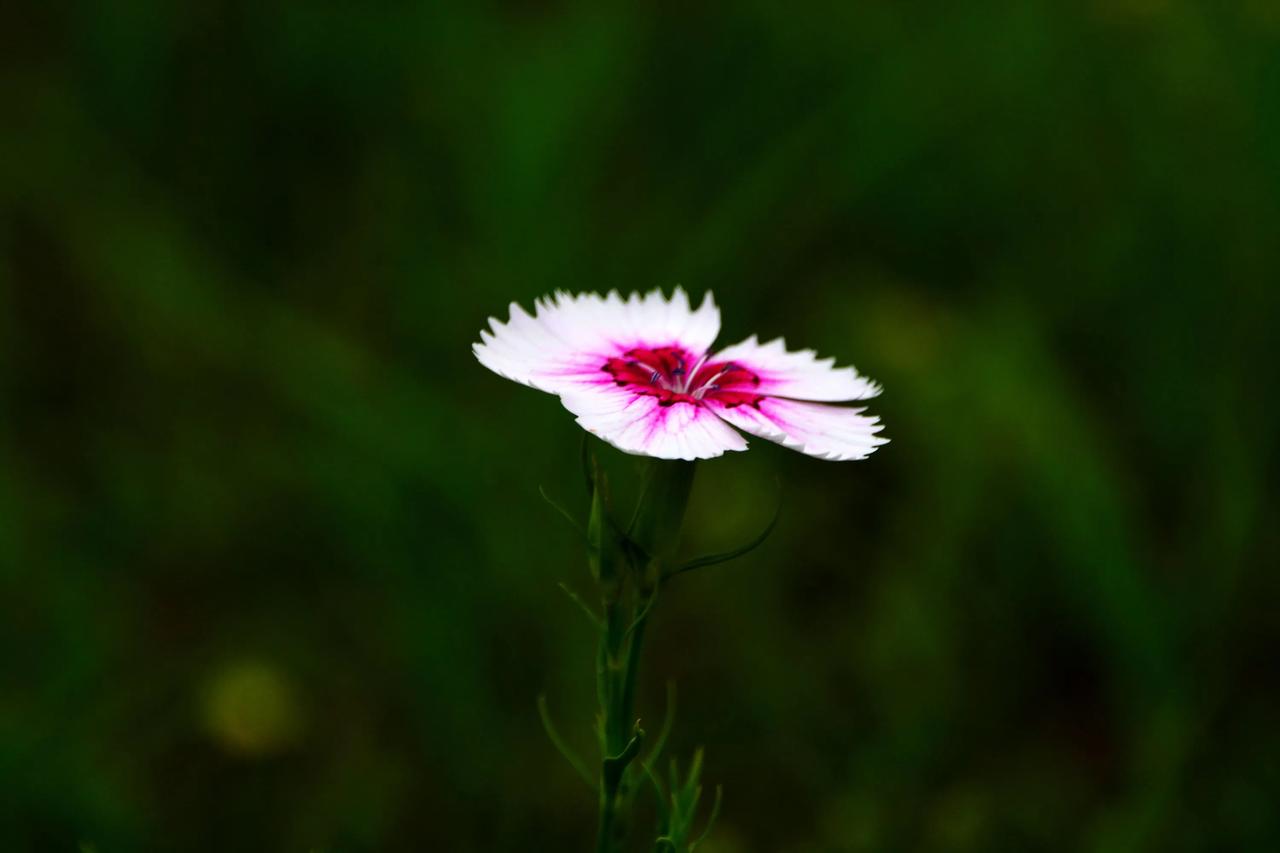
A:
[[929, 786, 987, 850], [202, 659, 303, 757], [1243, 0, 1280, 29], [862, 286, 949, 376], [820, 791, 882, 851]]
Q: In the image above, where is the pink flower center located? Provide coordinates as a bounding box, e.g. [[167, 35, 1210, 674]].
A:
[[602, 346, 765, 408]]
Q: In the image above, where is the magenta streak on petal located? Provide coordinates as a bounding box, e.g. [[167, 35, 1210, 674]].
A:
[[706, 395, 796, 442], [755, 398, 794, 432], [642, 399, 668, 448], [537, 355, 625, 388]]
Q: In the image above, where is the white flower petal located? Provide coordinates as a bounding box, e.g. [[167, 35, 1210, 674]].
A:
[[709, 335, 881, 402], [473, 288, 721, 393], [472, 302, 597, 394], [475, 289, 886, 462], [709, 397, 887, 461], [559, 385, 748, 461]]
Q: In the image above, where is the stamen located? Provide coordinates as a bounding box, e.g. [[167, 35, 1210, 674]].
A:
[[692, 367, 729, 398], [606, 346, 706, 394], [681, 354, 710, 394]]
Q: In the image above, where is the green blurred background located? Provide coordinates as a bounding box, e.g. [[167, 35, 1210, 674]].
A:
[[4, 1, 1280, 850]]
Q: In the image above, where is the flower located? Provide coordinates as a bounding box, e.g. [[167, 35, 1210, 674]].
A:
[[473, 288, 887, 461]]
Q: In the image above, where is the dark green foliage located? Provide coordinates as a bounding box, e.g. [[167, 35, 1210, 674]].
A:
[[3, 1, 1280, 850]]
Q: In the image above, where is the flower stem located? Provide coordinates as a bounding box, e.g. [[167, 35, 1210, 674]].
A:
[[593, 459, 695, 853], [596, 600, 644, 852]]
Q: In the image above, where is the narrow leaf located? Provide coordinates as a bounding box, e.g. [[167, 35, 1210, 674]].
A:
[[691, 785, 724, 850], [537, 695, 594, 788], [642, 682, 677, 770], [539, 485, 586, 539], [558, 582, 602, 629], [603, 724, 646, 790], [643, 759, 669, 808], [666, 489, 781, 580], [624, 585, 659, 643]]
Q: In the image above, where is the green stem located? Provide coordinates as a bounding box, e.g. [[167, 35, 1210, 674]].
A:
[[597, 600, 645, 852], [619, 615, 649, 745], [593, 459, 695, 853]]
